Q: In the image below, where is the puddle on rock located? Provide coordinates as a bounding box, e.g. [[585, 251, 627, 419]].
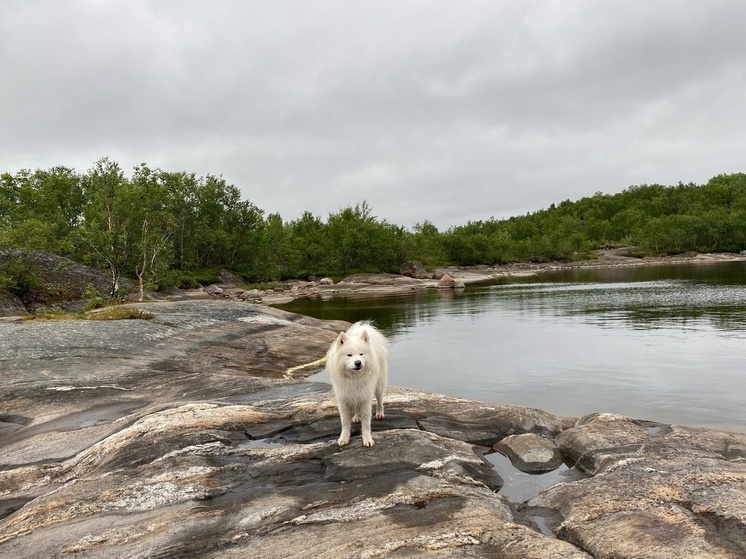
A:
[[239, 438, 287, 449], [484, 451, 586, 504], [304, 369, 329, 384], [528, 514, 555, 537]]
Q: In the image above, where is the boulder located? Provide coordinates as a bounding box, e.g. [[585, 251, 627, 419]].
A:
[[494, 433, 565, 473], [400, 260, 430, 279], [437, 273, 465, 289], [218, 269, 244, 287], [0, 290, 27, 317], [238, 288, 262, 300], [204, 283, 223, 295], [437, 273, 456, 287], [318, 277, 334, 285]]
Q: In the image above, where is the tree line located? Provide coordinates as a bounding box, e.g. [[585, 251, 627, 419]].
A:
[[1, 158, 745, 296], [443, 173, 746, 265]]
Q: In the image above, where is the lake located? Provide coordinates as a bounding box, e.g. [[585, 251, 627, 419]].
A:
[[276, 261, 746, 433]]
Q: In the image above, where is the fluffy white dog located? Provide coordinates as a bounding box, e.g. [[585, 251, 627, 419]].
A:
[[326, 321, 389, 447]]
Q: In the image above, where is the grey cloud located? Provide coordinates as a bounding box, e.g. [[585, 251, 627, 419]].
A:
[[1, 0, 745, 229]]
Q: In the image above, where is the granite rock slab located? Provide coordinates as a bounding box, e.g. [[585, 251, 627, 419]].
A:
[[1, 301, 744, 558]]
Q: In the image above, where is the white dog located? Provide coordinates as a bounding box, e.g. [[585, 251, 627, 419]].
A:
[[326, 321, 389, 447]]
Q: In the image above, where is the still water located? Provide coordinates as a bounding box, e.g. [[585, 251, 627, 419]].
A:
[[277, 262, 746, 432]]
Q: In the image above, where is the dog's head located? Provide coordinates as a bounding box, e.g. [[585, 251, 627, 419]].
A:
[[335, 329, 370, 372]]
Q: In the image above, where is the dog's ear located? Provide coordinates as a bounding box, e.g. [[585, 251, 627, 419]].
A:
[[360, 330, 369, 343], [337, 332, 348, 346]]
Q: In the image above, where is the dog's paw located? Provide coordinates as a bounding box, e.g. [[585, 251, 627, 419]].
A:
[[362, 437, 375, 447], [375, 412, 385, 420], [337, 437, 350, 447], [351, 414, 360, 423]]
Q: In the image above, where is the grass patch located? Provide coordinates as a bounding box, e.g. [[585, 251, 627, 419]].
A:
[[21, 307, 153, 322], [86, 307, 153, 320], [21, 309, 72, 321]]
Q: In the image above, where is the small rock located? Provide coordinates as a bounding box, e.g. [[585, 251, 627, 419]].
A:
[[204, 284, 223, 295], [438, 273, 467, 288], [318, 277, 334, 285], [437, 273, 455, 288], [238, 289, 262, 300], [493, 433, 564, 473]]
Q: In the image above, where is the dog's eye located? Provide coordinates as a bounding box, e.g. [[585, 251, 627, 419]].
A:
[[346, 353, 352, 357], [359, 353, 364, 356]]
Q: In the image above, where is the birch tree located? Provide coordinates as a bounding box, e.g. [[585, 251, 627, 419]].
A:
[[80, 158, 130, 296]]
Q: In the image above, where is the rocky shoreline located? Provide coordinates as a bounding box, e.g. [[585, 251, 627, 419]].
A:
[[2, 249, 744, 315], [196, 249, 746, 305], [1, 300, 744, 558]]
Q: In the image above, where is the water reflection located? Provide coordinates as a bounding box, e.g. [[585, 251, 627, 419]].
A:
[[277, 262, 746, 431], [485, 280, 746, 332]]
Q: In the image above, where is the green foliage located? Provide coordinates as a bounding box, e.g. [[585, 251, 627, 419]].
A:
[[78, 158, 131, 295], [2, 158, 745, 288], [171, 267, 226, 288], [406, 220, 447, 267], [325, 201, 406, 275], [0, 167, 83, 255], [440, 173, 746, 263], [82, 285, 109, 312], [0, 256, 42, 296]]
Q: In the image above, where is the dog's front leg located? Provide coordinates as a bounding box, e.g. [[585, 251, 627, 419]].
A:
[[374, 386, 385, 421], [338, 404, 353, 446], [359, 405, 375, 447]]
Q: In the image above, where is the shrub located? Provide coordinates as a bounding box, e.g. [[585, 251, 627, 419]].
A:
[[0, 257, 42, 297]]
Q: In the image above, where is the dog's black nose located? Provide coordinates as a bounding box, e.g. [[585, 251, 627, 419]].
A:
[[354, 360, 362, 369]]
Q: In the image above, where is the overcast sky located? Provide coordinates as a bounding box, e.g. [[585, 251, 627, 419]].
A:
[[2, 1, 745, 230]]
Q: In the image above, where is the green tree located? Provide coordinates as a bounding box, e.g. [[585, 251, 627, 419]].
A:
[[79, 158, 132, 296], [159, 171, 200, 270], [128, 165, 176, 299], [224, 198, 264, 271], [258, 213, 292, 280], [326, 201, 404, 275], [289, 211, 328, 277], [408, 220, 446, 266], [0, 167, 83, 254]]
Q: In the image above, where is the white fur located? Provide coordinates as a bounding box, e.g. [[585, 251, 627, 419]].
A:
[[326, 321, 389, 447]]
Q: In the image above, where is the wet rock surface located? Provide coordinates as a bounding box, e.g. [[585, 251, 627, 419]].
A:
[[1, 301, 744, 558]]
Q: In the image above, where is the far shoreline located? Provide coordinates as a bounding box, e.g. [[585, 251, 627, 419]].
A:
[[257, 249, 746, 304]]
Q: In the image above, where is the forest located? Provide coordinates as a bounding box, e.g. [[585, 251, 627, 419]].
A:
[[1, 157, 745, 296]]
